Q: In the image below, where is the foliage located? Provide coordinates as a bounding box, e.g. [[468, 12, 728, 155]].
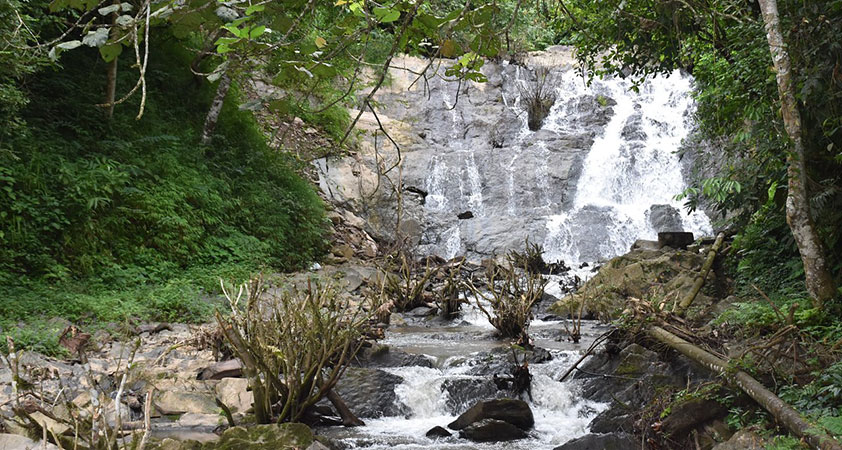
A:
[[518, 66, 557, 131], [216, 277, 378, 424], [0, 37, 327, 353]]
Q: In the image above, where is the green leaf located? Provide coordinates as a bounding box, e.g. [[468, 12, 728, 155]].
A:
[[249, 25, 266, 39], [374, 7, 400, 23], [82, 28, 110, 47], [99, 43, 123, 62], [245, 4, 265, 15]]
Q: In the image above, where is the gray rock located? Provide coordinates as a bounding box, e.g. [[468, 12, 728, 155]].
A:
[[648, 204, 684, 233], [553, 432, 637, 450], [215, 377, 253, 414], [155, 391, 218, 415], [0, 434, 60, 450], [425, 426, 452, 438], [658, 231, 695, 249], [197, 359, 243, 380], [448, 398, 534, 431], [459, 418, 528, 442], [333, 368, 405, 418]]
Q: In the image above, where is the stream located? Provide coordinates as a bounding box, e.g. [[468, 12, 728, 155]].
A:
[[319, 298, 609, 449]]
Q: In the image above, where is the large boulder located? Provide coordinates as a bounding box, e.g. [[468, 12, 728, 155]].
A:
[[353, 344, 434, 369], [549, 245, 711, 319], [332, 367, 406, 418], [553, 432, 637, 450], [448, 399, 534, 431], [459, 419, 528, 442]]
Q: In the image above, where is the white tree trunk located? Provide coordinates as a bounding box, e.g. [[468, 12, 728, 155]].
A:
[[201, 72, 231, 145], [757, 0, 837, 307]]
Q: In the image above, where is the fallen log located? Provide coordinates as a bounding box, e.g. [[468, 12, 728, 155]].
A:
[[675, 232, 725, 316], [649, 325, 842, 450]]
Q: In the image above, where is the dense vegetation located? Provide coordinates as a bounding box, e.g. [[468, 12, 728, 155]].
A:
[[0, 32, 327, 353]]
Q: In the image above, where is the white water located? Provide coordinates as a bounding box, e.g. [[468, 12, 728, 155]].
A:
[[321, 309, 609, 449], [542, 70, 712, 264], [421, 64, 711, 264]]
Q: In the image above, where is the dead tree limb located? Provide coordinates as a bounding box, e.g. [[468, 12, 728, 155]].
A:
[[676, 232, 725, 316], [326, 389, 364, 427], [649, 325, 842, 450]]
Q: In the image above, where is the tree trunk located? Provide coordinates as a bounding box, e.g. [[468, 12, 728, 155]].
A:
[[757, 0, 837, 308], [201, 72, 231, 145], [104, 0, 119, 119], [676, 232, 725, 316], [649, 326, 842, 450]]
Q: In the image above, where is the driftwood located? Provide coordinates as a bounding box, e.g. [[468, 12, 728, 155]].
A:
[[675, 232, 725, 316], [648, 325, 842, 450]]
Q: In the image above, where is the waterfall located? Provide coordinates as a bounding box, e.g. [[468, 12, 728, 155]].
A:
[[409, 47, 710, 263], [542, 71, 711, 264]]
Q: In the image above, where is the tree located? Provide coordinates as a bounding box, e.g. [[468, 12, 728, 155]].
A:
[[555, 0, 841, 305], [756, 0, 837, 308]]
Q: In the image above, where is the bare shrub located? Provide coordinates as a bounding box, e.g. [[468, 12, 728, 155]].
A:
[[468, 249, 547, 342], [383, 251, 439, 311], [518, 66, 556, 131], [216, 276, 378, 424]]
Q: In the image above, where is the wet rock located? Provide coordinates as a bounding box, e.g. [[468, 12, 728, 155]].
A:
[[425, 426, 452, 438], [658, 231, 695, 249], [457, 211, 474, 220], [553, 432, 637, 450], [459, 418, 528, 442], [448, 398, 534, 431], [353, 344, 434, 368], [407, 306, 435, 318], [197, 359, 243, 380], [333, 367, 405, 418], [442, 378, 508, 414], [647, 204, 683, 233]]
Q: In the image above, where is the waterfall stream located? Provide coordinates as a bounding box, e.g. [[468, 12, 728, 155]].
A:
[[320, 310, 609, 449], [320, 51, 714, 449]]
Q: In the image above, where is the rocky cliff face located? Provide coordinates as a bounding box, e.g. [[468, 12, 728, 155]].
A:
[[318, 46, 710, 263]]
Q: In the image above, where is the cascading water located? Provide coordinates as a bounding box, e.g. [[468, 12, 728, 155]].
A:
[[416, 59, 710, 263], [320, 314, 609, 449], [542, 71, 711, 264]]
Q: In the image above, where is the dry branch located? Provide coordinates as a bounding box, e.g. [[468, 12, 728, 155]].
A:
[[675, 232, 725, 316], [648, 325, 842, 450]]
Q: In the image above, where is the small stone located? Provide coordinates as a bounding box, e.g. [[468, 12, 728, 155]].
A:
[[426, 426, 452, 438], [459, 418, 527, 442], [0, 434, 60, 450]]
